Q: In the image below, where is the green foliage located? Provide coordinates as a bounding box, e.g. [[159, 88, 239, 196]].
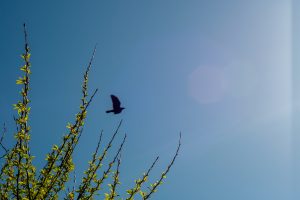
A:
[[0, 24, 181, 200]]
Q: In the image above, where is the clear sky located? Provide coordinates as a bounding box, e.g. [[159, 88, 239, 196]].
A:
[[0, 0, 294, 199]]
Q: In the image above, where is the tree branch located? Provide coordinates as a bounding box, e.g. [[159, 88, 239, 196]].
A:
[[143, 133, 182, 200]]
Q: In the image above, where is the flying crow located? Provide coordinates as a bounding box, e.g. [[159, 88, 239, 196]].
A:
[[106, 95, 125, 114]]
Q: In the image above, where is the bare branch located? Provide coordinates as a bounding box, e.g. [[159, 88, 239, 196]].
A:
[[143, 133, 182, 200], [0, 123, 8, 155], [72, 170, 76, 194]]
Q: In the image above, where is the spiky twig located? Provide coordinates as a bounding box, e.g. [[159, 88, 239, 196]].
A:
[[105, 153, 122, 200], [76, 121, 123, 200], [0, 123, 8, 158], [126, 156, 159, 200], [84, 134, 127, 200], [142, 133, 182, 200]]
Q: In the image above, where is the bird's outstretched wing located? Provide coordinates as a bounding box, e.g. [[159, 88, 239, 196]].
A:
[[111, 95, 121, 108]]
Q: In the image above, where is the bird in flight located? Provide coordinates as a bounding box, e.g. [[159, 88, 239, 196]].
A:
[[106, 95, 125, 114]]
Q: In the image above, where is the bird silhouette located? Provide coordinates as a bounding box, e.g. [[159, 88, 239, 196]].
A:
[[106, 95, 125, 114]]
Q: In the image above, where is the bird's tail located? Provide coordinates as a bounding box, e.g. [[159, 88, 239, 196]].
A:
[[106, 110, 113, 113]]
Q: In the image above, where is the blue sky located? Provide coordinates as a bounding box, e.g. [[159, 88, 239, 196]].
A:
[[0, 0, 294, 199]]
